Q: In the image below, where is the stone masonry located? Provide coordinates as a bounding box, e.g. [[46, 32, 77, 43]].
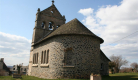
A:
[[28, 1, 110, 79], [31, 35, 100, 79]]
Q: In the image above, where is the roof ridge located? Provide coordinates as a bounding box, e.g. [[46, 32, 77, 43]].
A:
[[41, 4, 54, 12], [100, 50, 110, 61], [34, 18, 104, 45]]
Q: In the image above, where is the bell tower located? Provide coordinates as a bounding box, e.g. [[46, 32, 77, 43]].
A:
[[28, 0, 66, 75], [32, 0, 66, 45]]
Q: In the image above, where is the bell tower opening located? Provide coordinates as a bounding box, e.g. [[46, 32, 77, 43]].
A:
[[49, 22, 54, 30], [41, 22, 45, 29], [31, 0, 66, 44], [51, 10, 54, 14], [57, 25, 60, 28]]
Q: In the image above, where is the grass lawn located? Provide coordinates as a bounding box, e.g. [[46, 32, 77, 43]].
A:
[[103, 73, 138, 80], [0, 73, 138, 80]]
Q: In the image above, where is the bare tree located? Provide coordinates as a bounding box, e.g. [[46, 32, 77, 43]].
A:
[[109, 62, 115, 74], [110, 55, 128, 73], [130, 62, 138, 72], [120, 67, 133, 73]]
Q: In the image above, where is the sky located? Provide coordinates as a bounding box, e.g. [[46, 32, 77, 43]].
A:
[[0, 0, 138, 67]]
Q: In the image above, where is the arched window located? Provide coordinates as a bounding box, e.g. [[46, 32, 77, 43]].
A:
[[41, 22, 45, 29], [44, 50, 46, 63], [101, 63, 104, 70], [41, 51, 43, 64], [33, 54, 35, 64], [37, 53, 38, 64], [41, 50, 49, 64], [49, 22, 54, 30], [46, 49, 49, 64], [51, 10, 54, 14], [64, 48, 73, 66], [33, 53, 39, 64], [57, 25, 60, 28]]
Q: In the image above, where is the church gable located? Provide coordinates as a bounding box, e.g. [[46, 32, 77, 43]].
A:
[[100, 50, 110, 62], [41, 4, 64, 20], [31, 1, 65, 44]]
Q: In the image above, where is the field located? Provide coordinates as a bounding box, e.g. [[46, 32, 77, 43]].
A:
[[103, 73, 138, 80], [0, 73, 138, 80]]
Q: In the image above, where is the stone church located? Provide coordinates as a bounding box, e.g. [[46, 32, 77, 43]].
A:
[[28, 0, 110, 79]]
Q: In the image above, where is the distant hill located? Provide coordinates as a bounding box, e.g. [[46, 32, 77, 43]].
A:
[[7, 66, 13, 69]]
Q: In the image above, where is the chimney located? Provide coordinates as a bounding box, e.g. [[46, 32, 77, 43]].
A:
[[1, 58, 4, 62]]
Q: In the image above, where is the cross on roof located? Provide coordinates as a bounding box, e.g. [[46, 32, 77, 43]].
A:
[[52, 0, 54, 5]]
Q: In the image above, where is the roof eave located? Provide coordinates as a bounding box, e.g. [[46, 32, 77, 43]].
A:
[[33, 34, 104, 46]]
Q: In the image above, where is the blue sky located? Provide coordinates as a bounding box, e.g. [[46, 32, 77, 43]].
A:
[[0, 0, 122, 39], [0, 0, 138, 67]]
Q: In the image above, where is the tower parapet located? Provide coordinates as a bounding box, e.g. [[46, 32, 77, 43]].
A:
[[32, 1, 65, 45]]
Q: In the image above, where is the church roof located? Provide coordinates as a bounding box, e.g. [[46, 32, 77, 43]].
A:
[[100, 50, 111, 61], [0, 58, 11, 74], [35, 18, 104, 45]]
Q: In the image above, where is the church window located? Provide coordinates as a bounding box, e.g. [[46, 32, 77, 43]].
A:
[[33, 54, 35, 64], [57, 25, 60, 28], [33, 53, 38, 64], [41, 50, 49, 64], [41, 22, 45, 29], [46, 49, 49, 64], [44, 50, 46, 63], [51, 10, 54, 13], [37, 53, 38, 63], [49, 22, 54, 30], [64, 48, 73, 66], [101, 63, 104, 70], [41, 51, 43, 64]]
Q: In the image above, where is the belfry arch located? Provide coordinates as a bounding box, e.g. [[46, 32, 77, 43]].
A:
[[48, 21, 54, 30], [41, 22, 45, 29]]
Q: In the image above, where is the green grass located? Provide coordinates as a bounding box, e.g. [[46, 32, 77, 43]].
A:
[[103, 73, 138, 80], [0, 73, 138, 80]]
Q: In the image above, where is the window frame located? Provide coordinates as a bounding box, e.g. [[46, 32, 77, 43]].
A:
[[40, 49, 49, 67], [63, 48, 75, 68], [48, 22, 54, 30], [32, 53, 39, 67]]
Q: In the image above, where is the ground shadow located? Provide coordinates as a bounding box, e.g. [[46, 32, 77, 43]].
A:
[[102, 75, 138, 80]]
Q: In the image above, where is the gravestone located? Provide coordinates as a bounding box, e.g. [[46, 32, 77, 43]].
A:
[[12, 64, 22, 78], [90, 73, 101, 80]]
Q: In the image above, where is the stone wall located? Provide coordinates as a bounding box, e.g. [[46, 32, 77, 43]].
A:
[[100, 52, 109, 75], [32, 5, 65, 44], [30, 35, 101, 79], [0, 58, 4, 69], [0, 62, 3, 69]]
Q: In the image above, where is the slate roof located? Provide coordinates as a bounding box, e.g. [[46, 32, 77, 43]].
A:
[[100, 50, 110, 61], [35, 18, 104, 45], [0, 59, 12, 75]]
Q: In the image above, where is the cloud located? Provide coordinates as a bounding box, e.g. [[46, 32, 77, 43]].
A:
[[79, 0, 138, 66], [78, 8, 94, 16], [0, 32, 31, 66]]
